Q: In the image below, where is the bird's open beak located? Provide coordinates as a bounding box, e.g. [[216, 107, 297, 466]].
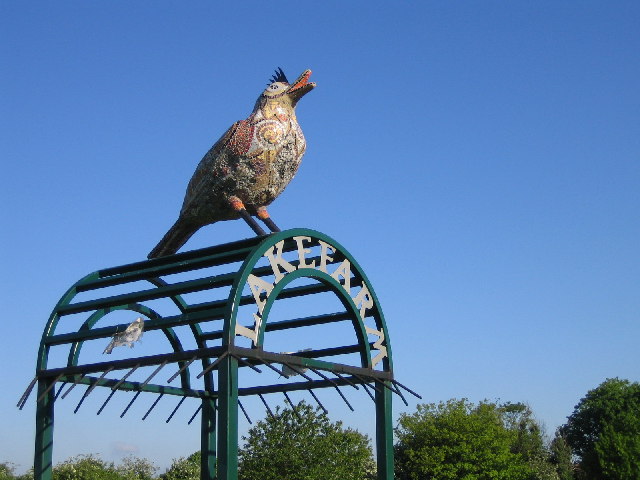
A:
[[287, 69, 316, 104]]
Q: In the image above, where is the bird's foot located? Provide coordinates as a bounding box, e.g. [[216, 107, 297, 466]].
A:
[[228, 196, 267, 236], [257, 207, 281, 233]]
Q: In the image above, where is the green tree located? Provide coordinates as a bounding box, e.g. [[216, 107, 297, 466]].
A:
[[0, 463, 17, 480], [549, 430, 574, 480], [160, 452, 200, 480], [116, 456, 157, 480], [52, 454, 122, 480], [238, 400, 374, 480], [561, 377, 640, 480], [394, 399, 557, 480]]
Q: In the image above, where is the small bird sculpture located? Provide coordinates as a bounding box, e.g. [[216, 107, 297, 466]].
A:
[[148, 68, 316, 258]]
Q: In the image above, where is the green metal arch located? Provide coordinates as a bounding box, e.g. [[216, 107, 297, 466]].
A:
[[223, 228, 393, 372]]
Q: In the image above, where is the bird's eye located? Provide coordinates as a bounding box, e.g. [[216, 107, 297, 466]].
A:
[[270, 84, 279, 90]]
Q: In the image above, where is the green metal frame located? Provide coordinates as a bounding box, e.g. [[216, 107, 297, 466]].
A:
[[25, 229, 396, 480]]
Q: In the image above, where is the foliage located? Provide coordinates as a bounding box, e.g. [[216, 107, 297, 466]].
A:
[[549, 430, 574, 480], [561, 377, 640, 479], [116, 456, 158, 480], [394, 399, 562, 480], [238, 400, 375, 480], [159, 451, 200, 480], [52, 454, 122, 480]]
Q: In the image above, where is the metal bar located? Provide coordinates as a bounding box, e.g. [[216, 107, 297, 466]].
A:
[[333, 371, 360, 390], [36, 374, 64, 403], [73, 385, 92, 414], [65, 374, 209, 399], [59, 272, 331, 318], [236, 376, 356, 396], [97, 389, 117, 415], [232, 355, 262, 373], [200, 311, 352, 341], [258, 394, 274, 418], [261, 360, 286, 377], [61, 374, 86, 399], [390, 382, 409, 406], [238, 400, 252, 424], [166, 396, 186, 423], [37, 345, 226, 380], [94, 235, 265, 280], [141, 360, 168, 387], [188, 404, 203, 425], [74, 367, 115, 413], [142, 393, 164, 420], [54, 382, 68, 401], [120, 391, 141, 418], [392, 380, 422, 399], [352, 372, 382, 392], [281, 362, 314, 382], [196, 352, 228, 379], [360, 381, 376, 403], [307, 389, 328, 414], [167, 356, 197, 384], [46, 308, 224, 346], [283, 392, 302, 421], [112, 364, 141, 390], [17, 377, 38, 409], [229, 345, 393, 381], [307, 367, 339, 387]]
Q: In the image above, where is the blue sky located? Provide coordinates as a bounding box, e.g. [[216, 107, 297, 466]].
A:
[[2, 1, 639, 474]]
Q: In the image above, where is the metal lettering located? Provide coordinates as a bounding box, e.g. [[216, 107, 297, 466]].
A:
[[352, 283, 373, 319], [264, 240, 296, 282], [247, 274, 274, 314], [317, 240, 334, 273], [365, 325, 387, 367], [330, 259, 352, 295], [293, 236, 316, 269], [235, 313, 263, 346]]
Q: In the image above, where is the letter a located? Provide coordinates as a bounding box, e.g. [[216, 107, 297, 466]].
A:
[[247, 274, 274, 314]]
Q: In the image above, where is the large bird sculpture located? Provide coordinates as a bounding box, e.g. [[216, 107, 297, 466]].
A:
[[148, 68, 316, 258]]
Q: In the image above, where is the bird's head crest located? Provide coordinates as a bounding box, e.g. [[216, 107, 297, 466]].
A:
[[268, 67, 289, 85]]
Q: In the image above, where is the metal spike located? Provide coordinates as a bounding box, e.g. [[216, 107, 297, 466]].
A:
[[142, 393, 164, 420], [55, 382, 68, 401], [167, 356, 197, 384], [307, 389, 328, 414], [197, 352, 228, 379], [74, 367, 115, 413], [141, 360, 168, 387], [283, 392, 302, 421], [120, 391, 141, 418], [166, 396, 186, 423], [17, 377, 38, 409], [97, 389, 117, 415], [238, 399, 252, 424], [233, 355, 262, 373], [188, 404, 203, 425], [61, 374, 86, 399], [392, 379, 422, 399], [112, 364, 141, 391], [258, 393, 274, 418], [36, 374, 64, 403]]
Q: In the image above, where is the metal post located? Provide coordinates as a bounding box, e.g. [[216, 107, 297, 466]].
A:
[[34, 379, 55, 480], [375, 382, 394, 480], [201, 398, 217, 480], [217, 354, 238, 480]]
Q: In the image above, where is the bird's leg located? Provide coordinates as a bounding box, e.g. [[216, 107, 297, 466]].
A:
[[256, 206, 281, 233], [228, 196, 266, 236]]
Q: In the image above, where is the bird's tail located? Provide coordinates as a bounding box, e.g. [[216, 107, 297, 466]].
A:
[[148, 219, 201, 259]]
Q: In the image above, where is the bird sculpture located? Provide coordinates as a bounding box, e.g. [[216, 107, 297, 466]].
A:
[[148, 68, 316, 258]]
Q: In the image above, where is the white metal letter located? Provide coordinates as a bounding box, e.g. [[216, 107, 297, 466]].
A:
[[264, 240, 296, 282]]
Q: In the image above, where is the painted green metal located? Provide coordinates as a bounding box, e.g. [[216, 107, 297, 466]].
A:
[[28, 229, 396, 480]]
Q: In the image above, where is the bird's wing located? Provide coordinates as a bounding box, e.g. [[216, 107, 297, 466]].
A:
[[184, 120, 254, 203]]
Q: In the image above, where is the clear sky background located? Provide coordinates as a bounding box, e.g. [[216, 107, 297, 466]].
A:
[[2, 1, 639, 474]]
